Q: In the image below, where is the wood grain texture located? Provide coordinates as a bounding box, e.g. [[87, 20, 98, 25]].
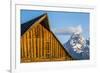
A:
[[21, 14, 72, 63]]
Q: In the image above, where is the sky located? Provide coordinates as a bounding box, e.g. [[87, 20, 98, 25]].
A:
[[21, 10, 90, 44]]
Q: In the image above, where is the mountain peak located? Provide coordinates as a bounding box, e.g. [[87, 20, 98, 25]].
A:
[[63, 32, 89, 60]]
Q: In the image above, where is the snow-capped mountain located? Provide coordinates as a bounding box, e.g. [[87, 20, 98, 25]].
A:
[[63, 33, 90, 60]]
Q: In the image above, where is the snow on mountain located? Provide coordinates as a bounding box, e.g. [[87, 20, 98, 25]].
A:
[[63, 32, 90, 60]]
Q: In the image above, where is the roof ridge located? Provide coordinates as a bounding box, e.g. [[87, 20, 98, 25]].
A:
[[21, 13, 49, 36]]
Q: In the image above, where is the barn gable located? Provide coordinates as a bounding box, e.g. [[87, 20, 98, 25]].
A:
[[21, 13, 73, 62]]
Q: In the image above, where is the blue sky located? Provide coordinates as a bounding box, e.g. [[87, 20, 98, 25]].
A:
[[21, 10, 90, 44]]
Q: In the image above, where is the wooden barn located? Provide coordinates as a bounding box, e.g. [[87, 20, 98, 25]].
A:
[[21, 13, 73, 63]]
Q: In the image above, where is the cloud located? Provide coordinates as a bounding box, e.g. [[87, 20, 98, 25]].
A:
[[53, 25, 83, 35]]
